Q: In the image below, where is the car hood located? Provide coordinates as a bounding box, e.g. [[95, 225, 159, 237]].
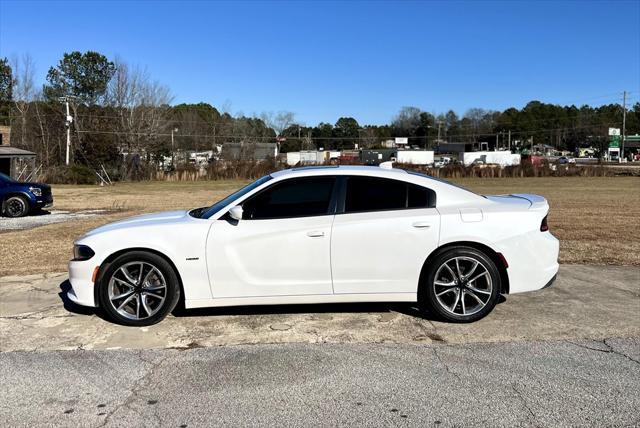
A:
[[82, 210, 190, 237], [10, 181, 50, 189]]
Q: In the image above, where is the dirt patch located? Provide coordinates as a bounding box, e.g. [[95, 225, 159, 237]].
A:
[[0, 177, 638, 277]]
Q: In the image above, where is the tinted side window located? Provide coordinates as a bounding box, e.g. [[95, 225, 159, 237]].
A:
[[242, 177, 335, 220], [344, 176, 435, 213], [408, 183, 433, 208]]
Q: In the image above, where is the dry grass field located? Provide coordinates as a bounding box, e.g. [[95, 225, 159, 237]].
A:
[[1, 176, 638, 277]]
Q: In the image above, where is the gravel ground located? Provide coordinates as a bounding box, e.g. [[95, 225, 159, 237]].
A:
[[0, 210, 107, 232]]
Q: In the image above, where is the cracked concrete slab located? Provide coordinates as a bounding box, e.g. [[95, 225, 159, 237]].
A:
[[0, 265, 638, 352], [1, 339, 639, 427]]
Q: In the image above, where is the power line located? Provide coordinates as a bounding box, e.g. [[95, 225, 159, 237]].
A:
[[74, 121, 621, 141]]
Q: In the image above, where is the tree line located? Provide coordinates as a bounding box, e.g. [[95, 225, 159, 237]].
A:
[[1, 51, 638, 175]]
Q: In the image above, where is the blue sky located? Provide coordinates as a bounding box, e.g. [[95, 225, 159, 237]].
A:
[[1, 0, 639, 125]]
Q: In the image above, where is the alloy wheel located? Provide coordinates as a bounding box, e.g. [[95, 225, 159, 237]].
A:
[[6, 198, 26, 217], [432, 256, 493, 316], [107, 261, 167, 320]]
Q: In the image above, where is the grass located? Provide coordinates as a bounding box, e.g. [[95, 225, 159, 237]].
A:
[[1, 176, 638, 277]]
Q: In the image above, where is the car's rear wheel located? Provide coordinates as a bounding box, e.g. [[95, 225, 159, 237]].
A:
[[3, 195, 29, 218], [420, 246, 500, 323], [97, 251, 180, 326]]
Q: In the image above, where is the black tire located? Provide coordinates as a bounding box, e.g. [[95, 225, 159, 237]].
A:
[[3, 195, 29, 218], [420, 246, 500, 323], [97, 251, 181, 326]]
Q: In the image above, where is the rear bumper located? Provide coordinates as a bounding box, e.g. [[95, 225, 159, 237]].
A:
[[541, 274, 557, 290], [68, 260, 97, 307], [501, 230, 560, 294]]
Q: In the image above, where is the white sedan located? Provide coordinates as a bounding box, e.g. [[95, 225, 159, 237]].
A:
[[68, 165, 559, 326]]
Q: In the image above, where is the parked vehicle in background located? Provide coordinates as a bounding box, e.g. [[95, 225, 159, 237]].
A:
[[434, 157, 451, 168], [557, 156, 576, 164], [0, 172, 53, 217], [68, 165, 559, 326]]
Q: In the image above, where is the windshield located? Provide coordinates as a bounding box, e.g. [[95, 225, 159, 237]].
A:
[[196, 175, 273, 219], [0, 172, 15, 183]]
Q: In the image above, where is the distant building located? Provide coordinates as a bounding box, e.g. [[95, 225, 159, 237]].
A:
[[221, 142, 277, 160], [531, 144, 556, 156], [0, 126, 37, 179], [381, 139, 396, 148], [0, 125, 10, 146], [436, 142, 475, 154]]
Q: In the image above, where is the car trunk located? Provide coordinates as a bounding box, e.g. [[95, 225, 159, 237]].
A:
[[485, 193, 549, 212]]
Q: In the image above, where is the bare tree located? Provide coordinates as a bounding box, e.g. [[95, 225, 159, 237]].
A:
[[262, 111, 295, 136], [392, 106, 421, 136], [360, 127, 378, 149], [107, 58, 173, 157], [463, 108, 496, 142], [11, 54, 36, 146]]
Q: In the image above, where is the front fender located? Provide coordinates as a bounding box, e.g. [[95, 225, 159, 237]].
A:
[[76, 224, 212, 302]]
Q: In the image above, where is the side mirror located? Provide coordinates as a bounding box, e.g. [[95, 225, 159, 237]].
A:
[[228, 205, 243, 221]]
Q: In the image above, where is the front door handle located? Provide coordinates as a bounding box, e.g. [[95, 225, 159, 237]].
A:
[[306, 231, 325, 238], [412, 222, 431, 229]]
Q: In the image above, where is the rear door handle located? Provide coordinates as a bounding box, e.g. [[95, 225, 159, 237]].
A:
[[306, 231, 325, 238], [412, 222, 431, 229]]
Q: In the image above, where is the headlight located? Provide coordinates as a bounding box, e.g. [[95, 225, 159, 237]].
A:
[[29, 187, 42, 197], [73, 245, 95, 261]]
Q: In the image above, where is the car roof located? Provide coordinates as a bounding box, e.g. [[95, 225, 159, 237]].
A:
[[271, 165, 409, 178], [270, 165, 486, 207]]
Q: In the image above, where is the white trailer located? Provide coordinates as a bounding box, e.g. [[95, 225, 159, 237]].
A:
[[286, 151, 327, 166], [396, 150, 435, 165], [463, 151, 521, 166]]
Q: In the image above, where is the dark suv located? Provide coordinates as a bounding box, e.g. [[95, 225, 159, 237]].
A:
[[0, 172, 53, 217]]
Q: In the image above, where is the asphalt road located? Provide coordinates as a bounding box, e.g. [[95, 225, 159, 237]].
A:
[[1, 338, 639, 427]]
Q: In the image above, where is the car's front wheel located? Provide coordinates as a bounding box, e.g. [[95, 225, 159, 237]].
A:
[[421, 246, 501, 323], [3, 195, 29, 217], [97, 251, 181, 326]]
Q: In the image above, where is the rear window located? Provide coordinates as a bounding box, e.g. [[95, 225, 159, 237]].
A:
[[406, 169, 478, 195], [344, 176, 435, 213]]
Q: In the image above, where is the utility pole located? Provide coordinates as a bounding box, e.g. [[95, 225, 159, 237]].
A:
[[508, 130, 511, 152], [171, 127, 178, 166], [59, 97, 73, 165], [437, 121, 442, 144], [622, 90, 627, 161], [212, 124, 216, 151]]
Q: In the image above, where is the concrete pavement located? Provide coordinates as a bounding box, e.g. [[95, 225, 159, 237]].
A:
[[0, 265, 639, 352], [1, 338, 639, 427], [1, 265, 639, 427]]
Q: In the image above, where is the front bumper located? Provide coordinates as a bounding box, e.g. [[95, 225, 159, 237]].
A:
[[35, 192, 53, 209], [68, 260, 97, 307]]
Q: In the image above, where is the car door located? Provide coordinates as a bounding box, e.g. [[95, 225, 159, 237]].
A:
[[207, 176, 337, 298], [331, 176, 441, 294]]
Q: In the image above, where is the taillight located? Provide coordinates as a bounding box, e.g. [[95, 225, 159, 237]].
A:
[[540, 215, 549, 232]]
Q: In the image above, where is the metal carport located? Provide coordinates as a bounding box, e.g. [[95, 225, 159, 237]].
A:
[[0, 146, 37, 180]]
